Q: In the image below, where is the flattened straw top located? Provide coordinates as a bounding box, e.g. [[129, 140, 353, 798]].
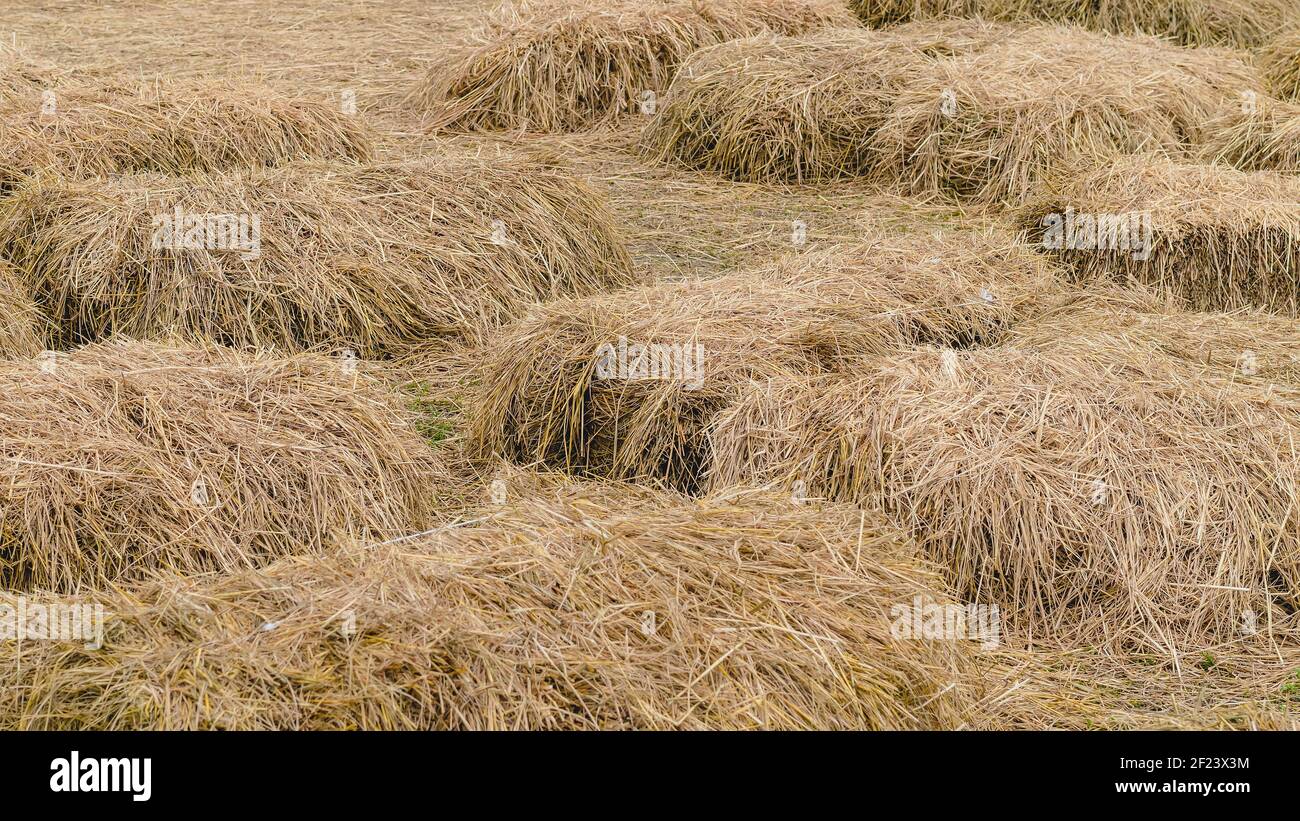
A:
[[0, 475, 982, 730]]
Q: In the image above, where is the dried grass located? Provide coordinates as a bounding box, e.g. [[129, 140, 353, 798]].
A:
[[0, 474, 980, 729], [0, 154, 634, 354], [870, 26, 1262, 203], [412, 0, 856, 132], [1200, 96, 1300, 173], [639, 27, 945, 182], [708, 343, 1300, 652], [987, 639, 1300, 728], [0, 339, 449, 593], [0, 80, 374, 193], [471, 230, 1066, 491], [1259, 24, 1300, 100], [1016, 154, 1300, 313], [1006, 287, 1300, 388], [0, 41, 54, 100], [642, 23, 1258, 193], [0, 260, 43, 359], [850, 0, 1297, 48]]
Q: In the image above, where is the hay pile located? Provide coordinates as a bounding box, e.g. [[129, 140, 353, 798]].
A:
[[708, 344, 1300, 651], [412, 0, 856, 132], [1201, 97, 1300, 173], [0, 81, 373, 192], [1260, 24, 1300, 100], [0, 155, 634, 354], [1007, 288, 1300, 388], [0, 476, 980, 730], [0, 339, 447, 593], [642, 23, 1257, 190], [471, 230, 1065, 490], [640, 27, 944, 182], [851, 0, 1296, 48], [870, 26, 1261, 202], [0, 260, 42, 359], [1016, 154, 1300, 313]]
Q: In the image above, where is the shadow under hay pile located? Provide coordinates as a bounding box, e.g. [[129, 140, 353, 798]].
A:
[[0, 155, 635, 354], [1016, 154, 1300, 314], [0, 339, 449, 593], [0, 474, 981, 730], [471, 230, 1065, 491], [707, 343, 1300, 652], [412, 0, 856, 132]]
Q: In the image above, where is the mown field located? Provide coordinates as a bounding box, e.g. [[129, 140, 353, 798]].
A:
[[0, 0, 1298, 729]]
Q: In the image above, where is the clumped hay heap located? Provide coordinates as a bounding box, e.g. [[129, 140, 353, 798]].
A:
[[413, 0, 856, 132], [871, 26, 1262, 203], [640, 27, 945, 182], [1007, 287, 1300, 388], [0, 339, 448, 593], [471, 230, 1065, 490], [0, 476, 980, 730], [1260, 24, 1300, 100], [0, 260, 43, 359], [851, 0, 1296, 48], [0, 80, 373, 192], [708, 345, 1300, 651], [642, 23, 1257, 190], [1016, 154, 1300, 314], [1200, 97, 1300, 173], [0, 155, 634, 354]]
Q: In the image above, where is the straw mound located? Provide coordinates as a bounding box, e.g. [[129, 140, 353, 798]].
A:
[[0, 81, 373, 192], [0, 476, 980, 730], [1007, 288, 1300, 388], [851, 0, 1296, 48], [871, 27, 1261, 203], [708, 344, 1300, 651], [1260, 24, 1300, 100], [0, 260, 42, 359], [0, 155, 634, 354], [1016, 154, 1300, 314], [640, 27, 946, 182], [1201, 97, 1300, 173], [470, 230, 1065, 490], [0, 339, 448, 593], [413, 0, 856, 132]]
